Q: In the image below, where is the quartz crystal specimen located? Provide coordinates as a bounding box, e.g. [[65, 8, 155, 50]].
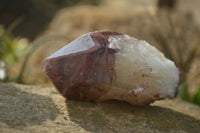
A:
[[42, 30, 180, 105]]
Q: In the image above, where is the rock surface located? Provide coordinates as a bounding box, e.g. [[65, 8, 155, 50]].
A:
[[0, 83, 200, 133]]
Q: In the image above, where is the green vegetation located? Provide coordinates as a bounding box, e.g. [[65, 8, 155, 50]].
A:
[[0, 20, 28, 82], [193, 87, 200, 105], [179, 83, 200, 106], [0, 20, 27, 67], [178, 83, 191, 102]]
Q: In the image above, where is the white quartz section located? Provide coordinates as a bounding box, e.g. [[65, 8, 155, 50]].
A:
[[46, 33, 95, 59], [106, 35, 179, 103]]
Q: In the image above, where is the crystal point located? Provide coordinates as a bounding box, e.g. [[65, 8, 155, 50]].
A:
[[42, 30, 180, 105]]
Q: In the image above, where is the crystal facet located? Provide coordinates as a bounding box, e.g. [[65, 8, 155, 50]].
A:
[[42, 30, 180, 105]]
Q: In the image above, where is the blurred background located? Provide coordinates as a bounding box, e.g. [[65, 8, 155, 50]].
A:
[[0, 0, 200, 105]]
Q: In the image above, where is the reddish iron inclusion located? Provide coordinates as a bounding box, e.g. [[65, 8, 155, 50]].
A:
[[42, 31, 120, 101]]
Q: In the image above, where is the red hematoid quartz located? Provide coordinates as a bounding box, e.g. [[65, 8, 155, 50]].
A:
[[42, 30, 180, 105]]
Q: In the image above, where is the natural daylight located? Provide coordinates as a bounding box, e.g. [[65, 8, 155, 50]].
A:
[[0, 0, 200, 132]]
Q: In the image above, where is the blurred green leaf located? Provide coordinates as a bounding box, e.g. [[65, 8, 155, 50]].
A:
[[0, 19, 28, 67], [193, 86, 200, 106], [178, 82, 191, 102]]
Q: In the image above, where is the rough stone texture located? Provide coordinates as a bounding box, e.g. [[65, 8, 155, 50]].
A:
[[0, 83, 200, 133]]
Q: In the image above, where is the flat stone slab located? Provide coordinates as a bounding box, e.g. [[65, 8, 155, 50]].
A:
[[0, 83, 200, 133]]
